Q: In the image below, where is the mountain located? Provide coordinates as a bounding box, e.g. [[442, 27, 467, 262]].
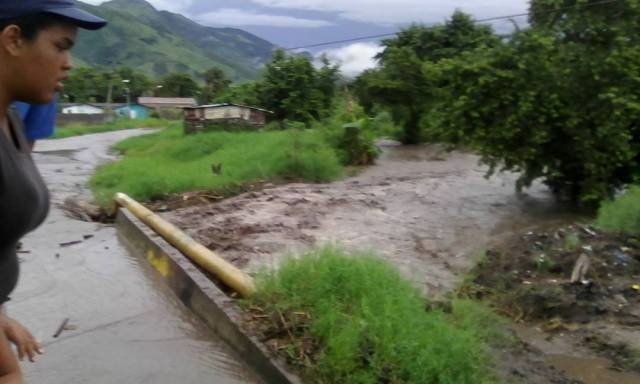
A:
[[74, 0, 277, 81]]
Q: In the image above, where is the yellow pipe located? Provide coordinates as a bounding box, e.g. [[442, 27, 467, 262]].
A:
[[115, 192, 256, 297]]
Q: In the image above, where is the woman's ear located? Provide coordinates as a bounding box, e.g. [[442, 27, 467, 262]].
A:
[[0, 25, 26, 57]]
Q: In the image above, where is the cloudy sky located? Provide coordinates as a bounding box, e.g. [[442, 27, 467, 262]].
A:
[[84, 0, 531, 75]]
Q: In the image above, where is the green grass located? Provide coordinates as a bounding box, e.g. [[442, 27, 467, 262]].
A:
[[53, 118, 174, 139], [248, 247, 499, 384], [596, 186, 640, 233], [91, 125, 343, 207]]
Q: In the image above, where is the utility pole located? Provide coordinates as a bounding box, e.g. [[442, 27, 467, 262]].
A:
[[122, 79, 131, 118], [106, 76, 114, 104]]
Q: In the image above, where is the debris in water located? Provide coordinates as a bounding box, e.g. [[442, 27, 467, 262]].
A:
[[59, 240, 82, 248], [62, 198, 102, 222], [571, 254, 591, 284]]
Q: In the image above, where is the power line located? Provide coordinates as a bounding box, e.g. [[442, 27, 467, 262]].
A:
[[284, 0, 623, 50]]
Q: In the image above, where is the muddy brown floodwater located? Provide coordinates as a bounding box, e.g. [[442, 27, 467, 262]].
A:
[[11, 130, 262, 384], [166, 141, 585, 297], [165, 141, 640, 383]]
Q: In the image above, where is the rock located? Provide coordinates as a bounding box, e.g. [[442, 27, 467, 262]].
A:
[[62, 198, 102, 222]]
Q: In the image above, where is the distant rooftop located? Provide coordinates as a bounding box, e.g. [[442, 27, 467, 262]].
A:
[[185, 103, 273, 114], [138, 97, 197, 107]]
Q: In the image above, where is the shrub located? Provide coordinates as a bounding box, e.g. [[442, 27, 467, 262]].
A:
[[596, 186, 640, 233], [317, 100, 380, 166]]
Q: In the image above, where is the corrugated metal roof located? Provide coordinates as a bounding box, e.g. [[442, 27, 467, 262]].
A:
[[138, 97, 197, 106], [184, 103, 273, 114]]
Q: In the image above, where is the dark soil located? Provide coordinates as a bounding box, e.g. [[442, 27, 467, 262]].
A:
[[465, 224, 640, 377]]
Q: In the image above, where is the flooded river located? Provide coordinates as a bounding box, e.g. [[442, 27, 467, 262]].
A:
[[167, 141, 586, 297], [166, 141, 640, 383], [11, 130, 262, 384]]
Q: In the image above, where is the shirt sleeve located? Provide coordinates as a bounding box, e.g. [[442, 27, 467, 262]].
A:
[[11, 102, 30, 121]]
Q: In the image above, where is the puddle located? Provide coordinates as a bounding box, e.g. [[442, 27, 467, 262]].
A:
[[549, 355, 640, 384], [33, 148, 81, 158], [513, 324, 640, 384]]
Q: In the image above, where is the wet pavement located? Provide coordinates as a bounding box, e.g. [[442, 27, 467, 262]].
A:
[[9, 130, 261, 384]]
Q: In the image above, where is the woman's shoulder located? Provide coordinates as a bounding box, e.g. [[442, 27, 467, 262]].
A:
[[7, 107, 29, 148]]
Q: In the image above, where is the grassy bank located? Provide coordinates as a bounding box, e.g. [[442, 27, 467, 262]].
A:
[[246, 247, 502, 384], [53, 118, 174, 139], [596, 186, 640, 233], [91, 124, 343, 207]]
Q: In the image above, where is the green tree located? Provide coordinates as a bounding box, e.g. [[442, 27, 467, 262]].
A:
[[158, 72, 201, 98], [315, 55, 341, 111], [529, 0, 633, 34], [379, 11, 497, 63], [215, 81, 261, 106], [114, 66, 152, 101], [199, 67, 232, 104], [356, 11, 498, 144], [64, 67, 104, 102], [63, 66, 151, 103], [439, 5, 640, 204], [258, 49, 339, 122]]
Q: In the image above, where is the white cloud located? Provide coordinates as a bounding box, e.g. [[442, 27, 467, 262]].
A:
[[250, 0, 529, 25], [197, 8, 333, 27], [316, 42, 383, 77]]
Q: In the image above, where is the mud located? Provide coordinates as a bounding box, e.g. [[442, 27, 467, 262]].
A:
[[468, 224, 640, 382], [12, 130, 262, 384], [165, 142, 583, 297]]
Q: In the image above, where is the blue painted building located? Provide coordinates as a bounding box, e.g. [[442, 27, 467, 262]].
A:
[[114, 103, 152, 119]]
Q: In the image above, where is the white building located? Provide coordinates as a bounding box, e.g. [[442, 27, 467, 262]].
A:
[[61, 103, 105, 115]]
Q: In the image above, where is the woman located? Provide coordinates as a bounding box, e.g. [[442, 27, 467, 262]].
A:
[[0, 2, 106, 382]]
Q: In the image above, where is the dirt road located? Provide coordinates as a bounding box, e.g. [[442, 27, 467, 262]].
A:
[[11, 130, 262, 384]]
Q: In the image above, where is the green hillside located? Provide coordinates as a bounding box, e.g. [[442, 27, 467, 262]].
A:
[[74, 0, 276, 81]]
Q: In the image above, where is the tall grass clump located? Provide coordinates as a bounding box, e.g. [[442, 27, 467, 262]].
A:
[[91, 125, 342, 207], [249, 247, 498, 384], [596, 186, 640, 233], [315, 99, 380, 166], [54, 118, 174, 139]]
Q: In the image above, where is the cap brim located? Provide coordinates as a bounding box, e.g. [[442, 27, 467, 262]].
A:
[[44, 7, 107, 30]]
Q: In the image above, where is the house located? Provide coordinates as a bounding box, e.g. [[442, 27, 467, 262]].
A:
[[138, 97, 197, 119], [138, 97, 196, 109], [61, 103, 106, 115], [114, 103, 153, 119], [183, 103, 273, 134]]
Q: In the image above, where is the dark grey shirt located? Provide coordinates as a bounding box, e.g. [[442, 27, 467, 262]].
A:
[[0, 109, 49, 304]]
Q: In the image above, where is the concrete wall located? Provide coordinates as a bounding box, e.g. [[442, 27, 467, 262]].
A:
[[205, 106, 242, 120], [62, 105, 104, 114], [115, 209, 301, 384], [56, 113, 115, 127]]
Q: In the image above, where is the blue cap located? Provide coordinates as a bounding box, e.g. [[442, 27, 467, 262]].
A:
[[0, 0, 107, 30]]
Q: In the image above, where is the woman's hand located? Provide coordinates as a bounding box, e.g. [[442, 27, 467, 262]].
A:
[[0, 317, 43, 362], [0, 330, 21, 384]]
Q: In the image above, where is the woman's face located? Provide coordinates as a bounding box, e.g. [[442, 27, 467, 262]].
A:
[[13, 24, 77, 104]]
